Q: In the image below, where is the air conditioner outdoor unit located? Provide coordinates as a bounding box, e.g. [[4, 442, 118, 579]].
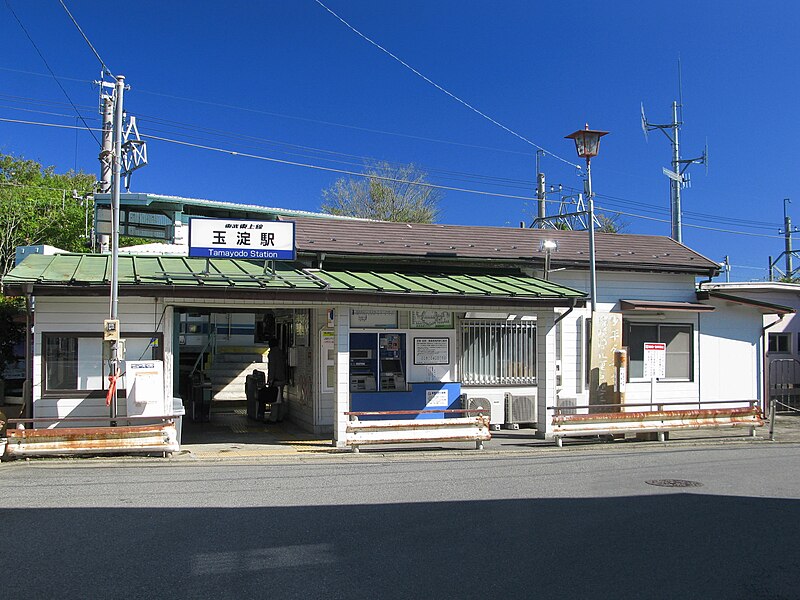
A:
[[461, 396, 501, 430], [504, 393, 536, 429], [556, 396, 577, 416]]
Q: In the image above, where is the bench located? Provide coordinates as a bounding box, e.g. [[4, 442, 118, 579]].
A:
[[345, 409, 490, 453]]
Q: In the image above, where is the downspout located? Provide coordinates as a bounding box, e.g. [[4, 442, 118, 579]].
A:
[[696, 269, 716, 290], [553, 299, 577, 326], [23, 283, 33, 421], [697, 312, 701, 409], [762, 313, 785, 414]]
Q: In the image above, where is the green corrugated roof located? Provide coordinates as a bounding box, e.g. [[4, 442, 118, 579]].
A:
[[3, 254, 586, 302]]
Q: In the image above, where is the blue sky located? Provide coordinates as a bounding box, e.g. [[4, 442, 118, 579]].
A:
[[1, 1, 797, 280]]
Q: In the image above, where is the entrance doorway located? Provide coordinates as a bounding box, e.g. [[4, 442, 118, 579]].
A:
[[174, 308, 301, 441]]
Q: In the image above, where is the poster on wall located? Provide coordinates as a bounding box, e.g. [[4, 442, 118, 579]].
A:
[[294, 310, 309, 346], [319, 329, 336, 394], [350, 309, 397, 328], [414, 337, 450, 365], [410, 310, 453, 329]]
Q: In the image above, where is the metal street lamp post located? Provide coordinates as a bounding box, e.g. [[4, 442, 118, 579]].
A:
[[565, 124, 608, 314]]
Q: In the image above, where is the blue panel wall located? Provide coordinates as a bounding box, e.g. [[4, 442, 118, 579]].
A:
[[351, 383, 462, 420]]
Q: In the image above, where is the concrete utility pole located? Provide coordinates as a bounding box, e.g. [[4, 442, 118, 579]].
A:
[[768, 198, 798, 281], [106, 74, 125, 423], [669, 101, 682, 242], [641, 93, 707, 243], [536, 150, 546, 225], [784, 198, 793, 277], [110, 75, 124, 323], [98, 92, 114, 194]]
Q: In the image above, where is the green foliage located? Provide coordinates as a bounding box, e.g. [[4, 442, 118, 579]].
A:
[[0, 295, 24, 375], [321, 162, 442, 223], [0, 153, 95, 276], [595, 213, 628, 234]]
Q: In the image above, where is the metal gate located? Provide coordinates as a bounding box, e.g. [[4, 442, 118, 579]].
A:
[[768, 358, 800, 412]]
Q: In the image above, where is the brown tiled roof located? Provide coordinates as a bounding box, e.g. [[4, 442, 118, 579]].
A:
[[283, 216, 720, 275]]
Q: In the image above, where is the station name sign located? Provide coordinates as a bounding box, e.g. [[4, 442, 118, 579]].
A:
[[188, 218, 296, 260]]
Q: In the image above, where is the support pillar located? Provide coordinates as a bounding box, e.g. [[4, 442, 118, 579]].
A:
[[333, 307, 350, 448], [535, 310, 557, 439]]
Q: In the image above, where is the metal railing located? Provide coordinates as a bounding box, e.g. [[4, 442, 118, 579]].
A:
[[344, 409, 490, 452], [4, 415, 178, 458], [189, 330, 217, 379], [768, 358, 800, 412], [547, 399, 763, 447]]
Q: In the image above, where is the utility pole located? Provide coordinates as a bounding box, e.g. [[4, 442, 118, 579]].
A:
[[105, 74, 126, 424], [98, 88, 114, 193], [784, 198, 793, 277], [641, 63, 707, 243], [768, 198, 799, 281], [110, 75, 124, 324], [670, 101, 681, 242], [536, 150, 546, 226]]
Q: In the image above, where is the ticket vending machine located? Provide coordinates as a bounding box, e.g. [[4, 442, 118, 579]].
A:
[[378, 333, 406, 391], [349, 348, 377, 392]]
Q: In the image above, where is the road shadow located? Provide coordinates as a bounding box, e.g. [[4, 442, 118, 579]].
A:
[[2, 493, 797, 599]]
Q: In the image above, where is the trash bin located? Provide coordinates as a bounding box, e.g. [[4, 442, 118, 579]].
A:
[[172, 396, 185, 446], [190, 373, 213, 422], [246, 370, 266, 421]]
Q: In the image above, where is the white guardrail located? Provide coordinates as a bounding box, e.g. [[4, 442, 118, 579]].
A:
[[3, 416, 179, 459], [549, 400, 764, 447], [345, 410, 491, 453]]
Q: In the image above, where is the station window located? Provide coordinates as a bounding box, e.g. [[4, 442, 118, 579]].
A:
[[42, 333, 163, 394], [460, 320, 536, 386], [625, 322, 693, 381], [769, 332, 791, 354]]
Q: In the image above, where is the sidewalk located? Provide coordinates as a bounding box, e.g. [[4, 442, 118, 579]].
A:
[[172, 413, 800, 462]]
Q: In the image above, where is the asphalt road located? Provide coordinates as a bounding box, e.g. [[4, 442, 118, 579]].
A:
[[2, 444, 799, 599]]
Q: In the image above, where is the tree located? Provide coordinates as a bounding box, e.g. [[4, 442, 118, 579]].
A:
[[595, 212, 628, 234], [0, 153, 95, 276], [0, 296, 24, 376], [321, 162, 442, 223]]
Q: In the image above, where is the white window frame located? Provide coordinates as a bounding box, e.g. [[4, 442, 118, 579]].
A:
[[459, 319, 536, 386], [624, 322, 694, 382]]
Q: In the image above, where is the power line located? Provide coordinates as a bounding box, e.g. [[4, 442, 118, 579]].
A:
[[0, 112, 791, 243], [58, 0, 113, 78], [314, 0, 580, 169], [142, 133, 543, 201], [0, 116, 100, 132], [0, 64, 565, 162], [135, 87, 535, 158], [559, 184, 780, 232], [597, 205, 785, 240], [0, 115, 545, 201], [135, 114, 538, 191], [0, 65, 94, 85], [4, 0, 100, 145]]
